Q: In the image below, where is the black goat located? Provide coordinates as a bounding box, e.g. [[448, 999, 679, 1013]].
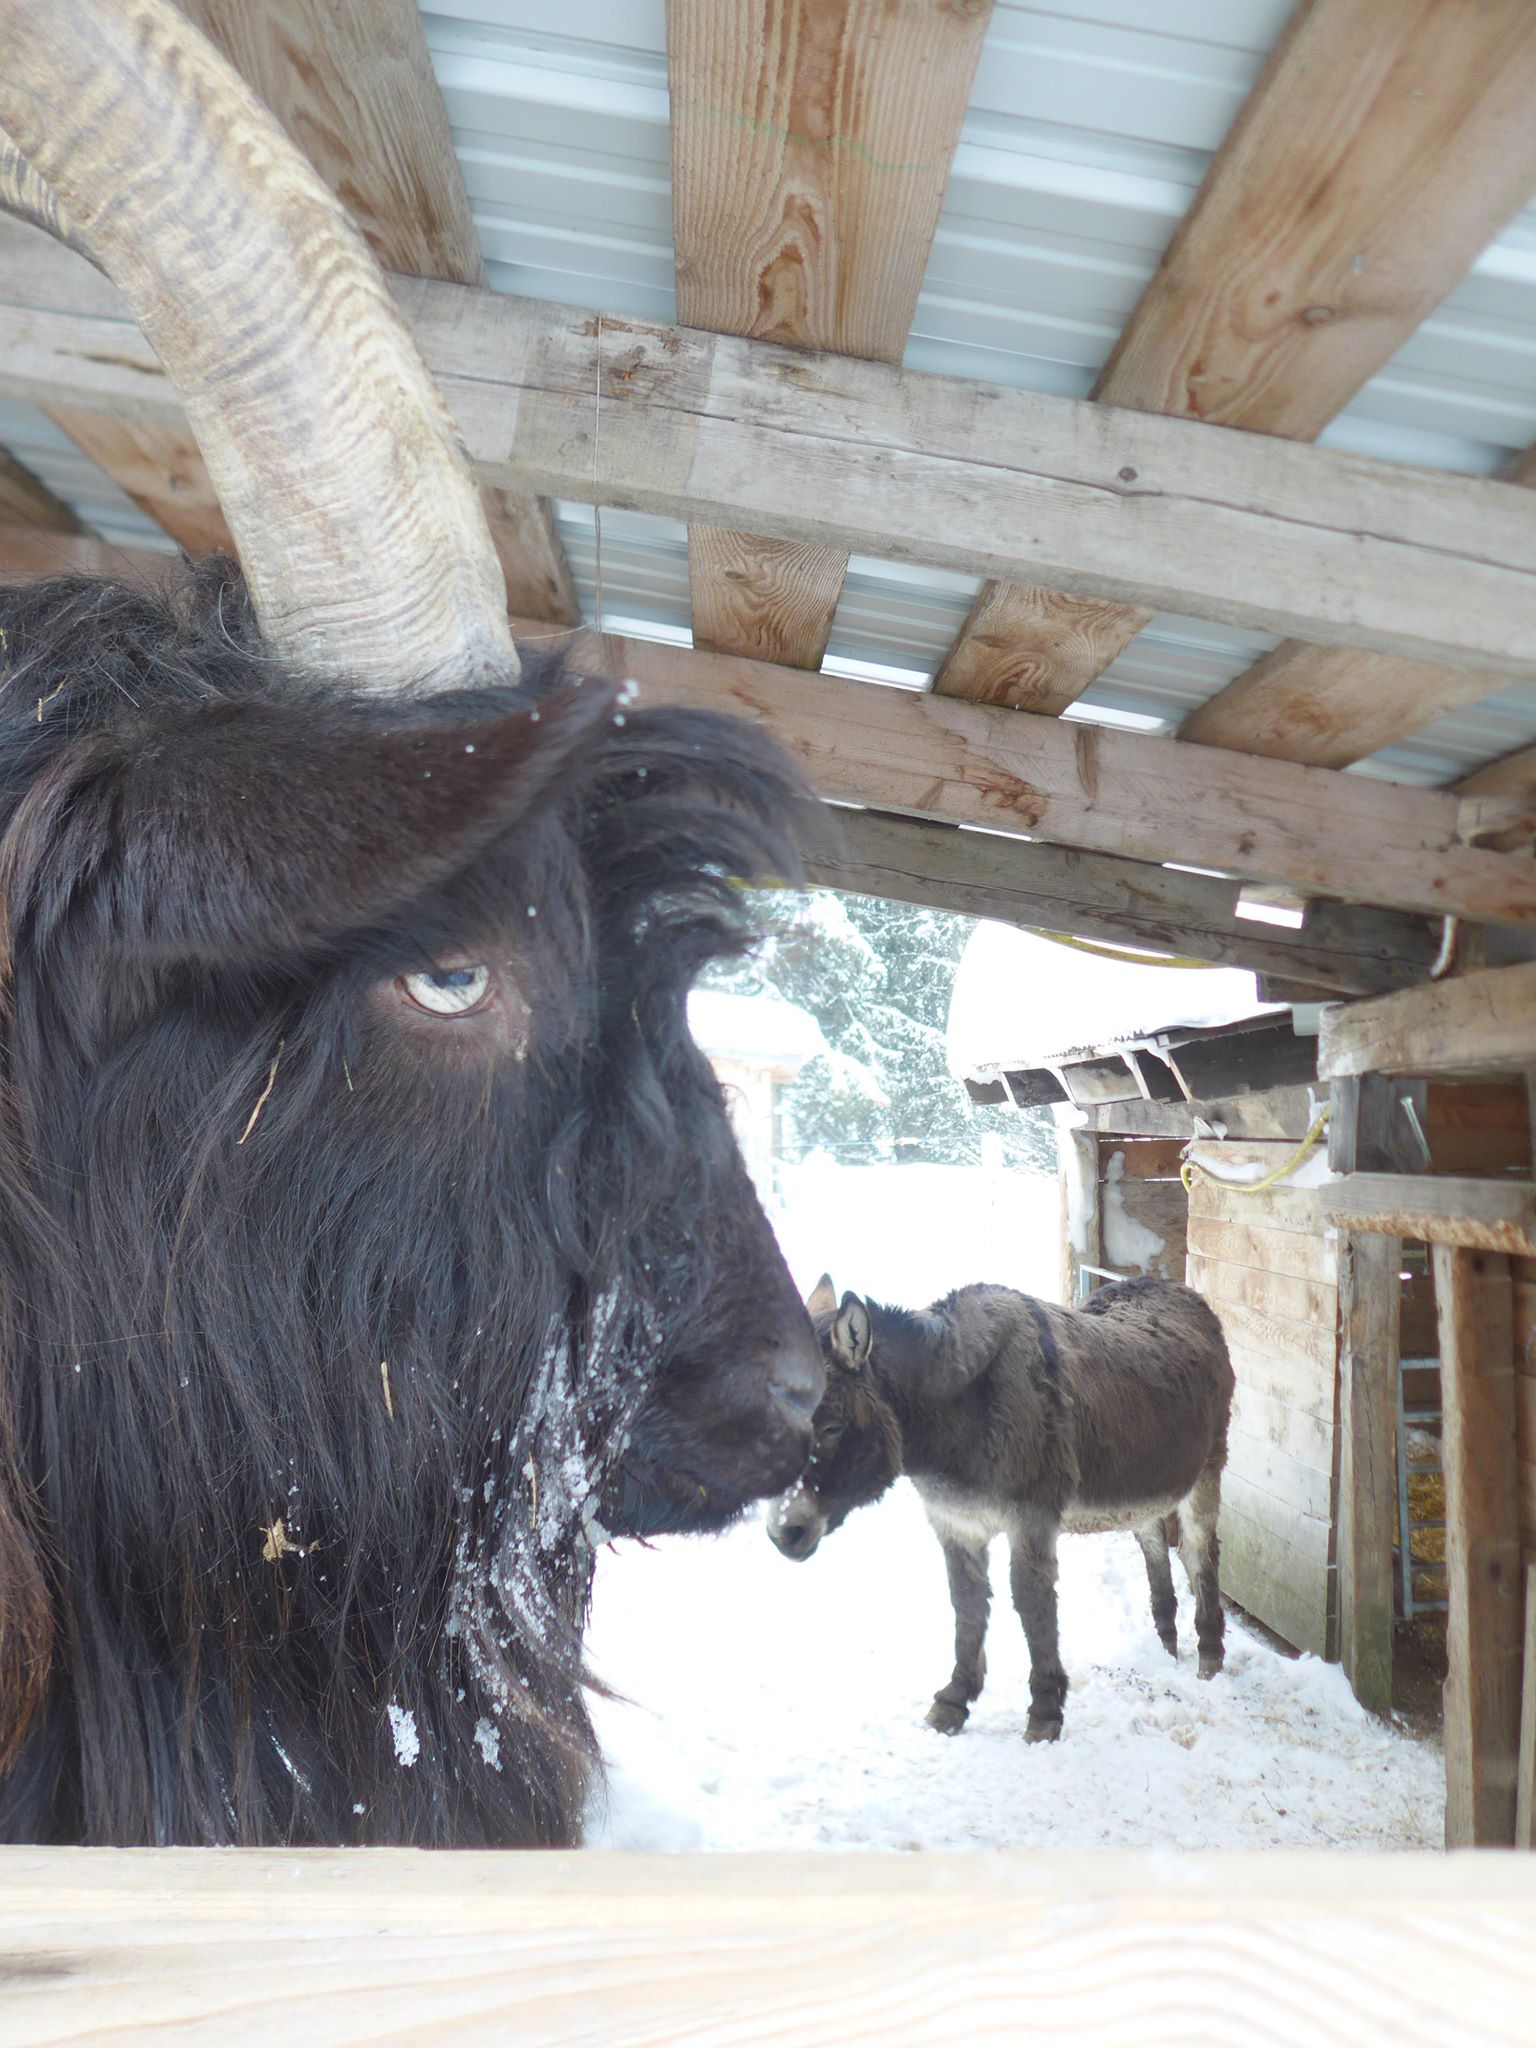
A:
[[769, 1276, 1232, 1742], [0, 564, 823, 1847]]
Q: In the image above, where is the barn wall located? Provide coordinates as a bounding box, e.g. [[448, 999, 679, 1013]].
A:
[[1184, 1142, 1339, 1660]]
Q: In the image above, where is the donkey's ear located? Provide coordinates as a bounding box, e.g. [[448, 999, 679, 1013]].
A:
[[830, 1292, 872, 1371], [805, 1273, 837, 1319], [20, 677, 619, 964]]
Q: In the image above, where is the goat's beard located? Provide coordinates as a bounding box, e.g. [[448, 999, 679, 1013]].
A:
[[0, 1010, 668, 1850]]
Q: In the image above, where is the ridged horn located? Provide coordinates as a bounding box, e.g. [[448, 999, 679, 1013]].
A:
[[0, 0, 519, 692]]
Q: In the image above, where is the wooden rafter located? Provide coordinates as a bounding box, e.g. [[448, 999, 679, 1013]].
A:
[[1180, 452, 1536, 765], [9, 233, 1536, 684], [933, 0, 1536, 717], [1320, 960, 1536, 1080], [0, 443, 85, 534], [483, 615, 1536, 928], [814, 807, 1440, 996], [41, 0, 577, 621], [0, 518, 174, 581], [668, 0, 989, 667]]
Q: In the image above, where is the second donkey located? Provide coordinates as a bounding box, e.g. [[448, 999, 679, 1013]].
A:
[[768, 1275, 1234, 1743]]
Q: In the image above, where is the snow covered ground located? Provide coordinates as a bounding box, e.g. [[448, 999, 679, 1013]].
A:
[[585, 1162, 1445, 1854]]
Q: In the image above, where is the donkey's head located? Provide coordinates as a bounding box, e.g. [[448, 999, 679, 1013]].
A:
[[767, 1276, 903, 1562], [0, 0, 821, 1847]]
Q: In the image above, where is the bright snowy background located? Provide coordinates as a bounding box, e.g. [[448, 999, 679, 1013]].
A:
[[585, 1153, 1444, 1854]]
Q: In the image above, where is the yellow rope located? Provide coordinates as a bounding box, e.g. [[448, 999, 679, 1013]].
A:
[[1179, 1104, 1331, 1199], [1026, 928, 1218, 970]]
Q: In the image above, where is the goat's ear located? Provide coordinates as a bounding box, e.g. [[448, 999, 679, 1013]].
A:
[[22, 677, 619, 963], [830, 1293, 872, 1371], [805, 1273, 837, 1319]]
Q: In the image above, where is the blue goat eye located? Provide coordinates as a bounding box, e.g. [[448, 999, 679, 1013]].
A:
[[399, 966, 492, 1017]]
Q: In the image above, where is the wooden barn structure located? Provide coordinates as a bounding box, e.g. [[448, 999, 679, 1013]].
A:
[[3, 0, 1536, 2032]]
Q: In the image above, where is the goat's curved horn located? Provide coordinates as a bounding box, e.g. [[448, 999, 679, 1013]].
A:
[[0, 0, 519, 693]]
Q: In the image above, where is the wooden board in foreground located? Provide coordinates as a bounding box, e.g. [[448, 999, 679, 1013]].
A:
[[1319, 961, 1536, 1080], [0, 1849, 1535, 2045]]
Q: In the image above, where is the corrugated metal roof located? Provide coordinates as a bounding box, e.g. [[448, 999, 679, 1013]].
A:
[[4, 0, 1534, 782]]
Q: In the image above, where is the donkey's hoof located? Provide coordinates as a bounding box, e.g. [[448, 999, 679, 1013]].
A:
[[1024, 1715, 1062, 1744], [1158, 1632, 1179, 1661], [1198, 1651, 1224, 1680], [926, 1699, 969, 1736]]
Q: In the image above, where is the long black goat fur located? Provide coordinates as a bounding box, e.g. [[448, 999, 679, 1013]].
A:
[[0, 560, 823, 1847]]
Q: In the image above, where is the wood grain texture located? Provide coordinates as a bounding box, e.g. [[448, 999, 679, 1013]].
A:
[[1320, 962, 1536, 1080], [484, 621, 1536, 927], [1460, 743, 1536, 801], [1, 1848, 1535, 2045], [936, 0, 1536, 716], [1337, 1232, 1401, 1717], [814, 808, 1442, 995], [0, 444, 85, 533], [1435, 1244, 1523, 1847], [933, 584, 1151, 714], [1324, 1176, 1536, 1259], [670, 0, 990, 665], [0, 518, 176, 581], [43, 412, 233, 555], [1180, 454, 1536, 766], [10, 233, 1536, 683]]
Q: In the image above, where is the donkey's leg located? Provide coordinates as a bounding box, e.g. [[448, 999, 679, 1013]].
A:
[[926, 1537, 991, 1735], [1178, 1461, 1225, 1679], [1135, 1516, 1179, 1660], [1009, 1521, 1067, 1742]]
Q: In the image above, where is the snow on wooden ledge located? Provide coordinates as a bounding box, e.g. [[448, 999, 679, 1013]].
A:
[[0, 1847, 1533, 2044]]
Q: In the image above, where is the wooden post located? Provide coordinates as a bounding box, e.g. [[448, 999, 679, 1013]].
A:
[[1328, 1075, 1429, 1176], [1337, 1232, 1401, 1717], [1518, 1562, 1536, 1852], [1433, 1244, 1523, 1847], [1059, 1127, 1100, 1306]]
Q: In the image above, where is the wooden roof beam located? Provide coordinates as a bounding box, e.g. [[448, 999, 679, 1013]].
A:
[[0, 517, 174, 581], [481, 616, 1536, 930], [0, 444, 87, 536], [932, 0, 1536, 716], [813, 806, 1440, 996], [41, 0, 577, 621], [9, 231, 1536, 684], [667, 0, 990, 668], [1180, 447, 1536, 765]]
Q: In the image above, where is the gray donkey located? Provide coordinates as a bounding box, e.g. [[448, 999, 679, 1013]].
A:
[[768, 1274, 1234, 1743]]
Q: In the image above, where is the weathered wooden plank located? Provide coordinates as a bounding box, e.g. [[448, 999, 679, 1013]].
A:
[[1324, 1176, 1536, 1258], [1186, 1253, 1337, 1331], [0, 519, 176, 583], [0, 443, 84, 533], [10, 229, 1536, 684], [1059, 1126, 1100, 1310], [1084, 1088, 1321, 1147], [43, 412, 232, 555], [1211, 1296, 1338, 1389], [1187, 1212, 1339, 1286], [1105, 1173, 1187, 1282], [1178, 627, 1533, 769], [2, 1847, 1536, 2044], [1226, 1421, 1336, 1525], [1426, 1081, 1534, 1177], [669, 0, 989, 667], [933, 0, 1536, 715], [813, 808, 1442, 996], [1461, 744, 1536, 801], [1187, 1179, 1337, 1240], [1434, 1244, 1523, 1847], [1219, 1497, 1333, 1658], [1338, 1233, 1402, 1717], [1229, 1379, 1336, 1476], [1320, 963, 1536, 1080], [1329, 1076, 1429, 1177]]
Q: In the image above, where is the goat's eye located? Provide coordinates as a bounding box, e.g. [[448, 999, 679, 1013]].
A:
[[399, 966, 492, 1017]]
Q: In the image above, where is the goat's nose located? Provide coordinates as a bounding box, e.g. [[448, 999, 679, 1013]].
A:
[[766, 1332, 823, 1420]]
